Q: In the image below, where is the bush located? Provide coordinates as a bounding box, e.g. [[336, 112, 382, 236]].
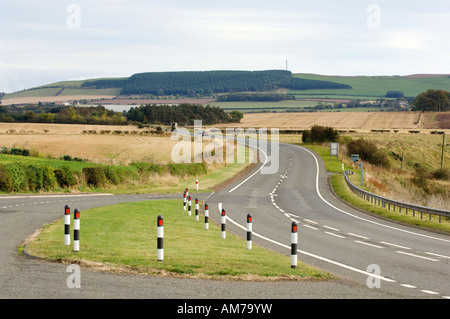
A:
[[346, 138, 390, 168], [104, 167, 121, 185], [26, 165, 44, 191], [83, 167, 107, 187], [302, 125, 339, 143], [6, 163, 27, 191], [54, 166, 76, 188], [0, 165, 13, 192], [432, 167, 450, 181], [42, 166, 57, 190]]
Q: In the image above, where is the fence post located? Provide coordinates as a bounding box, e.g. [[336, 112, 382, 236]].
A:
[[204, 203, 209, 230], [157, 215, 164, 262], [291, 222, 298, 269], [247, 214, 252, 250], [195, 198, 199, 221], [73, 209, 80, 252], [188, 196, 191, 216], [64, 205, 70, 246], [221, 208, 226, 239]]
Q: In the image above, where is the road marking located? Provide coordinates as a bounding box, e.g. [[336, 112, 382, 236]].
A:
[[420, 290, 439, 295], [304, 219, 318, 225], [323, 225, 340, 232], [379, 241, 411, 250], [400, 284, 417, 289], [225, 215, 396, 283], [325, 231, 345, 239], [354, 241, 384, 249], [396, 251, 439, 262], [347, 233, 370, 240], [424, 252, 450, 259], [303, 224, 319, 231]]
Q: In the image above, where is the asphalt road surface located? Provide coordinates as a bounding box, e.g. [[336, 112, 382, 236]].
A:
[[0, 143, 449, 300]]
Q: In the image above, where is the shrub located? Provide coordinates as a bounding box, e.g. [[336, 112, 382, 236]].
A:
[[347, 138, 390, 168], [432, 167, 450, 181], [6, 163, 27, 192], [302, 125, 339, 143], [83, 167, 107, 187], [0, 165, 13, 192], [104, 167, 121, 185], [54, 166, 76, 188], [26, 165, 44, 191], [42, 166, 57, 190]]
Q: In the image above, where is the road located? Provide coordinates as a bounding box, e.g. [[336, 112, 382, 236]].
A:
[[206, 142, 450, 299], [0, 143, 449, 299]]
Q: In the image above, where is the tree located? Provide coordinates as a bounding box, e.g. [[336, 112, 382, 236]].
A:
[[411, 89, 450, 112]]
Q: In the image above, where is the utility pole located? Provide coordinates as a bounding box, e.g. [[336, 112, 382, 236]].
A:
[[441, 133, 445, 169]]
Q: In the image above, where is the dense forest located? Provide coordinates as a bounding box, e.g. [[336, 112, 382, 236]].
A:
[[81, 70, 351, 96], [125, 104, 242, 125], [411, 89, 450, 112]]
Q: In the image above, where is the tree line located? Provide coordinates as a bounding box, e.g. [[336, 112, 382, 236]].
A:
[[81, 70, 351, 96], [126, 104, 243, 125]]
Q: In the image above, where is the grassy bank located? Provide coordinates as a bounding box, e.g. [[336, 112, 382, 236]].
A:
[[24, 199, 331, 281]]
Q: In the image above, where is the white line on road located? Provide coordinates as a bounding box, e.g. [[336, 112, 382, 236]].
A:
[[354, 240, 384, 249], [396, 251, 439, 262]]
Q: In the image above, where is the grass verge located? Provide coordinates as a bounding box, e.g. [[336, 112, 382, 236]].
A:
[[23, 199, 332, 281]]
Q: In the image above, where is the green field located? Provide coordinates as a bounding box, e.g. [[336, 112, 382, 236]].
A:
[[24, 199, 331, 280], [291, 74, 450, 100]]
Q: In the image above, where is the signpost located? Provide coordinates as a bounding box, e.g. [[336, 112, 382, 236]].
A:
[[351, 154, 364, 187], [330, 142, 339, 160]]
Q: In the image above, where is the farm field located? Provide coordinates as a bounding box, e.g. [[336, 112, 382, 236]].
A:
[[291, 73, 450, 100], [215, 111, 428, 130]]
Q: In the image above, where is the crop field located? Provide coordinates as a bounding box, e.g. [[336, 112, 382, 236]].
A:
[[215, 111, 428, 130]]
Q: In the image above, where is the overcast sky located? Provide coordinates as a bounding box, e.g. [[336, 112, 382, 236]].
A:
[[1, 0, 449, 93]]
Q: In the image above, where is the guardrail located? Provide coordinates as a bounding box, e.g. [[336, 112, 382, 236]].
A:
[[343, 170, 450, 223]]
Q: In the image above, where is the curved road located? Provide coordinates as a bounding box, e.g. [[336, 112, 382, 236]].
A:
[[0, 143, 449, 299]]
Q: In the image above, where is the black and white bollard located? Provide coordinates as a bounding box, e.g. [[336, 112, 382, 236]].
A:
[[247, 214, 252, 250], [291, 221, 298, 268], [188, 196, 192, 216], [157, 215, 164, 262], [64, 205, 70, 246], [73, 209, 80, 252], [195, 198, 199, 221], [196, 179, 199, 191], [183, 191, 187, 211], [204, 203, 209, 230], [221, 208, 226, 239]]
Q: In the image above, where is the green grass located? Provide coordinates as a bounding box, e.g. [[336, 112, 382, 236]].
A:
[[24, 199, 331, 280], [291, 74, 450, 99]]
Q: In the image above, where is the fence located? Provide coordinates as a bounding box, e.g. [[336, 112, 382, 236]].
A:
[[344, 170, 450, 223]]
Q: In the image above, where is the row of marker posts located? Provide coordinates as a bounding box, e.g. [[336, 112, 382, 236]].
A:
[[180, 190, 299, 268], [64, 205, 80, 252]]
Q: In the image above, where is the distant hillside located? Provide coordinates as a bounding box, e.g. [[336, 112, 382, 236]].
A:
[[82, 70, 351, 96]]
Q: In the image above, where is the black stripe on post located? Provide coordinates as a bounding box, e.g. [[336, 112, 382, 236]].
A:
[[64, 205, 70, 246], [221, 209, 226, 239], [195, 198, 199, 221], [204, 203, 209, 230], [291, 222, 298, 268], [157, 215, 164, 261], [247, 214, 252, 250], [73, 209, 80, 252], [188, 196, 191, 216]]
